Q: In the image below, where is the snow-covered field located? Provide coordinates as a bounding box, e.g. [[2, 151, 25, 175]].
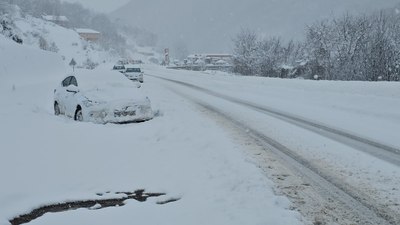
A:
[[0, 35, 302, 225]]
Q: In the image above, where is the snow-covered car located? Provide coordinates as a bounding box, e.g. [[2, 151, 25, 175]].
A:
[[54, 70, 153, 123], [123, 67, 144, 83]]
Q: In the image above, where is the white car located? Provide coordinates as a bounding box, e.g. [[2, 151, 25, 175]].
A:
[[54, 70, 153, 124], [124, 67, 144, 83]]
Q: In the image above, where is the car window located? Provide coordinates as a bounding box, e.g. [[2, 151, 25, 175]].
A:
[[114, 65, 125, 70], [70, 76, 78, 87], [126, 68, 141, 73], [62, 76, 72, 87]]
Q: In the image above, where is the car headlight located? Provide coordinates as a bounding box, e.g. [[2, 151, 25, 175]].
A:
[[83, 100, 94, 107], [83, 99, 105, 107], [100, 111, 107, 118]]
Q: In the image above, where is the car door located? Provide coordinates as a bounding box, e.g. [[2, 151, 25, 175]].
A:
[[56, 76, 72, 115]]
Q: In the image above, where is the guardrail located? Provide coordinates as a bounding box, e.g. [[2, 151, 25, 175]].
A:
[[167, 65, 233, 72]]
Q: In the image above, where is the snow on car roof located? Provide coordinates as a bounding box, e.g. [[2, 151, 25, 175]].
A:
[[71, 69, 146, 103], [124, 64, 141, 68], [70, 69, 132, 88]]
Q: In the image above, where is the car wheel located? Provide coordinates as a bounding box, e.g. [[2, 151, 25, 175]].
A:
[[74, 107, 83, 121], [54, 102, 61, 115]]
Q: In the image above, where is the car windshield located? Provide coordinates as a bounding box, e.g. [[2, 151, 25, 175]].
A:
[[114, 66, 124, 70], [125, 68, 141, 73]]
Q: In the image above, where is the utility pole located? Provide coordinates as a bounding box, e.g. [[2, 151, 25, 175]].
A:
[[164, 48, 170, 66]]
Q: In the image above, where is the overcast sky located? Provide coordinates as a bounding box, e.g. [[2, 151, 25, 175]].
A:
[[63, 0, 400, 53], [111, 0, 400, 53], [62, 0, 130, 13]]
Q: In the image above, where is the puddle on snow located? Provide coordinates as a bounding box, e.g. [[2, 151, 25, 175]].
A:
[[10, 189, 180, 225]]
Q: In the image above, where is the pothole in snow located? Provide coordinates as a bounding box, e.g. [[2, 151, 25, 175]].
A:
[[9, 189, 180, 225]]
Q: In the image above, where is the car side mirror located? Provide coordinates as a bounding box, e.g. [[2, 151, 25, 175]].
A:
[[66, 85, 79, 93]]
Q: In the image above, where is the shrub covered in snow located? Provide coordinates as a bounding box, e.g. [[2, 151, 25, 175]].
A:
[[233, 7, 400, 81], [0, 4, 23, 44]]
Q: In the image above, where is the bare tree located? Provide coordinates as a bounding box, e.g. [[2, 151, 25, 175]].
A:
[[232, 29, 258, 75], [305, 20, 336, 80], [256, 37, 282, 77]]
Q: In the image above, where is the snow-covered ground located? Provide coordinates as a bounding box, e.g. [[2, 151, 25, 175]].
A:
[[0, 35, 302, 225], [2, 23, 400, 224]]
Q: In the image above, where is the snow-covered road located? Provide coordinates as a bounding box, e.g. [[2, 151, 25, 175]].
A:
[[144, 65, 400, 224], [149, 73, 400, 166]]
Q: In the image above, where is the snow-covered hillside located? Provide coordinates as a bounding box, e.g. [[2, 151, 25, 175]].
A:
[[14, 16, 115, 66], [11, 13, 115, 66], [0, 35, 66, 89], [0, 5, 130, 69]]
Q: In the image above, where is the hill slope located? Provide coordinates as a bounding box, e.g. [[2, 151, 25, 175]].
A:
[[0, 35, 66, 89], [1, 4, 123, 69]]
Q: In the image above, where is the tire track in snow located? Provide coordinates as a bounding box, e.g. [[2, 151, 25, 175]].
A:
[[197, 101, 398, 225]]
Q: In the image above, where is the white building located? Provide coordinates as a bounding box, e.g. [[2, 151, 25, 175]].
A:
[[75, 28, 101, 42]]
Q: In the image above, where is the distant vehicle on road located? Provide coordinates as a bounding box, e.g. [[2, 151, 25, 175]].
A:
[[54, 70, 153, 123], [112, 64, 125, 72], [123, 67, 144, 83]]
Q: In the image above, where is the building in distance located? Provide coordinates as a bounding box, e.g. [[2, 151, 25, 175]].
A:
[[75, 28, 101, 42]]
